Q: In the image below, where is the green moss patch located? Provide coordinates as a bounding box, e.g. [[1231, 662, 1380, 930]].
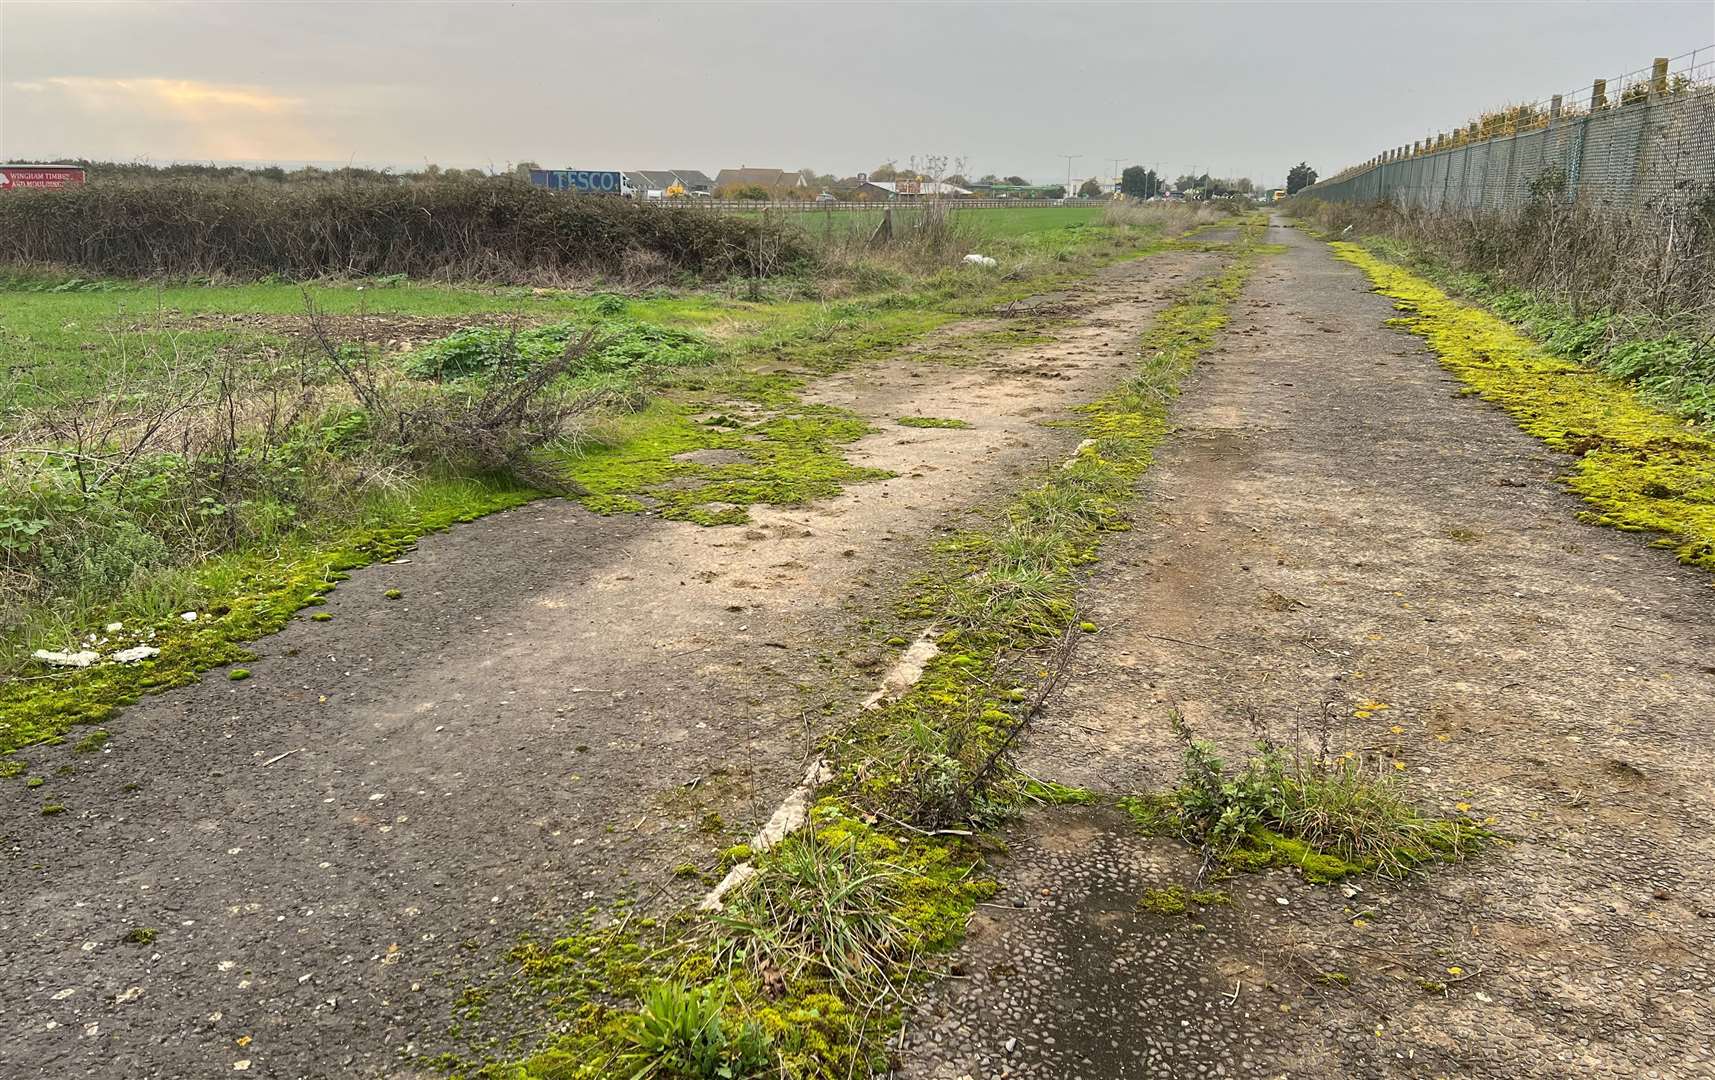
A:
[[1332, 242, 1715, 574], [1136, 884, 1231, 916], [0, 481, 530, 753], [566, 394, 890, 527], [895, 416, 972, 429], [442, 809, 991, 1080]]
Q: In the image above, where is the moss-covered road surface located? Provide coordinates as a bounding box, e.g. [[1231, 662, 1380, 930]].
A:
[[0, 245, 1223, 1079], [902, 221, 1715, 1078]]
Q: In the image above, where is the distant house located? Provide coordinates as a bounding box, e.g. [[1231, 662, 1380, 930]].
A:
[[626, 169, 716, 197], [713, 168, 809, 197], [856, 180, 974, 200]]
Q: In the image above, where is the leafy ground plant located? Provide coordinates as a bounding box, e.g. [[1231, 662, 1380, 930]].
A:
[[621, 981, 772, 1080]]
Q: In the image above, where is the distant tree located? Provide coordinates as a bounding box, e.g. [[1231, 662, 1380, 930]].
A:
[[514, 161, 541, 177], [870, 162, 898, 180], [1286, 162, 1318, 194], [944, 173, 970, 187], [1043, 184, 1066, 199], [731, 184, 770, 201], [977, 173, 1001, 185], [1078, 177, 1103, 198], [1121, 168, 1165, 198], [1175, 172, 1214, 194], [1003, 175, 1028, 186]]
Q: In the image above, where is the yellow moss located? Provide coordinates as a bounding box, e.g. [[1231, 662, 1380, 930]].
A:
[[1332, 242, 1715, 573]]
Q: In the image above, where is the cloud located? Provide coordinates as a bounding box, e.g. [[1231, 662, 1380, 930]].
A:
[[7, 76, 333, 160], [40, 77, 303, 115]]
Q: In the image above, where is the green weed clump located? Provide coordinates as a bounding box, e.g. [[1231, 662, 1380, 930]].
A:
[[1127, 717, 1485, 883], [713, 826, 909, 1001], [405, 320, 715, 383], [619, 981, 773, 1080]]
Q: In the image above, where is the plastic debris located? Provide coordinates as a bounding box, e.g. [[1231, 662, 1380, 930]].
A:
[[32, 649, 100, 668]]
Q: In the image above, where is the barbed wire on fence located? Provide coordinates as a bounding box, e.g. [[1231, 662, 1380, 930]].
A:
[[1306, 46, 1715, 215]]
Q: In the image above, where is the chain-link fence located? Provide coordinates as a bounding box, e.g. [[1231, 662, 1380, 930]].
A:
[[1307, 48, 1715, 213]]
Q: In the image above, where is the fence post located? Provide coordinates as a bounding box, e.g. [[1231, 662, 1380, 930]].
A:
[[1651, 57, 1668, 97], [1549, 94, 1563, 122], [1592, 78, 1607, 109]]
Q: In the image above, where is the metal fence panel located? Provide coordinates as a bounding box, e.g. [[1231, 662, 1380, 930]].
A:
[[1306, 85, 1715, 213]]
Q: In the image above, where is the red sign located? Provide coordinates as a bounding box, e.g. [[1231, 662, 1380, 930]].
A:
[[0, 166, 87, 190]]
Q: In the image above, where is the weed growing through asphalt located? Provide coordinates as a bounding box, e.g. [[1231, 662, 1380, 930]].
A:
[[1123, 713, 1485, 883], [620, 981, 773, 1080], [712, 826, 909, 1002]]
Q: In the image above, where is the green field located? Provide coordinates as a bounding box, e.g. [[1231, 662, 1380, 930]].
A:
[[0, 278, 786, 410], [0, 207, 1109, 411]]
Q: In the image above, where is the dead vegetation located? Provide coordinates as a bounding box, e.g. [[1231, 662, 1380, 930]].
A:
[[0, 310, 621, 652], [1290, 173, 1715, 334]]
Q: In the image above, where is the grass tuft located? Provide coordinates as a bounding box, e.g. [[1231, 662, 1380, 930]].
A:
[[1128, 714, 1486, 882]]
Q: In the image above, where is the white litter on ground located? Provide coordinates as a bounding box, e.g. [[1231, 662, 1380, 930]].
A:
[[32, 649, 100, 668]]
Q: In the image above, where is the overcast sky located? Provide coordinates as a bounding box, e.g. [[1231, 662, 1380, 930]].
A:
[[2, 1, 1710, 186]]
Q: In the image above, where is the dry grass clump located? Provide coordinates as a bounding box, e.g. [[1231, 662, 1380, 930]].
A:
[[1290, 176, 1715, 333], [1101, 201, 1218, 231], [0, 318, 615, 643]]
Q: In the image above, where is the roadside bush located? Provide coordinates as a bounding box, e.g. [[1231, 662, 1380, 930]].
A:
[[0, 322, 660, 651], [0, 177, 812, 283]]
